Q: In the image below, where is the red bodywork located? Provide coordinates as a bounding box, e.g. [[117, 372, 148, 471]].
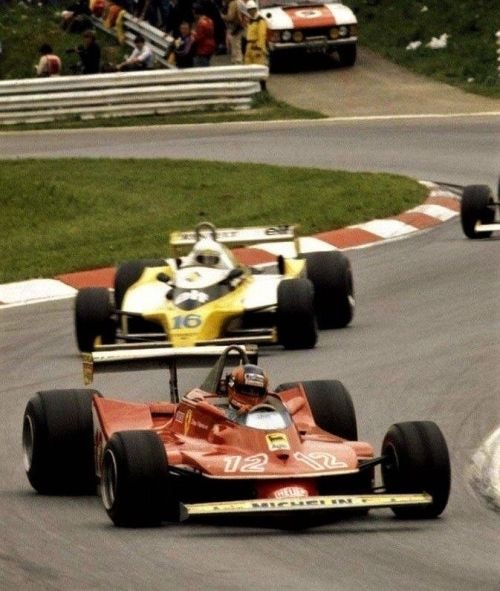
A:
[[93, 383, 374, 500]]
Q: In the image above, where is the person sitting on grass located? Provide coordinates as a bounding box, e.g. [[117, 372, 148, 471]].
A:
[[117, 34, 154, 71]]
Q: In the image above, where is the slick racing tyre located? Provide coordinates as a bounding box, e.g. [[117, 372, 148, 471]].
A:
[[101, 430, 175, 527], [276, 380, 365, 497], [276, 278, 317, 349], [75, 287, 116, 352], [114, 259, 165, 310], [382, 421, 451, 518], [22, 389, 101, 494], [303, 251, 354, 329], [276, 379, 357, 440], [460, 184, 495, 239]]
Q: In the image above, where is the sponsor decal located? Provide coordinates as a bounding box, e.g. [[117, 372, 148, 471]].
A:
[[183, 408, 193, 435], [266, 432, 290, 451], [274, 486, 309, 499], [265, 225, 293, 236], [174, 290, 210, 306], [184, 493, 432, 516]]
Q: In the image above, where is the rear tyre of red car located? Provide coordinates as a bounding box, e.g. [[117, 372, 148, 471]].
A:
[[303, 251, 354, 329], [277, 379, 357, 440], [277, 278, 317, 349], [460, 184, 495, 239], [22, 389, 100, 494], [382, 421, 451, 518], [75, 287, 116, 352], [101, 430, 175, 527]]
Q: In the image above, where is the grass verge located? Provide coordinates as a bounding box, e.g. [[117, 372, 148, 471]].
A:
[[0, 159, 428, 282], [351, 0, 500, 98]]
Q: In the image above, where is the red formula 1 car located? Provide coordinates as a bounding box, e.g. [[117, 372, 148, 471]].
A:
[[22, 346, 451, 527]]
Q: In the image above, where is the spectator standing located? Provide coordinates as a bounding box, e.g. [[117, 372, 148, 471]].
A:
[[34, 44, 62, 77], [244, 0, 267, 66], [223, 0, 244, 64], [77, 30, 101, 74], [171, 20, 194, 68], [160, 0, 182, 36], [191, 2, 216, 66], [117, 34, 154, 70]]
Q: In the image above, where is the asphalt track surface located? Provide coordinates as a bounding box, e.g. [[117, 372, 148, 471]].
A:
[[1, 70, 500, 590]]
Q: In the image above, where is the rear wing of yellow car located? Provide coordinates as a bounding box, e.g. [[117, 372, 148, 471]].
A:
[[82, 343, 258, 403], [169, 222, 300, 257]]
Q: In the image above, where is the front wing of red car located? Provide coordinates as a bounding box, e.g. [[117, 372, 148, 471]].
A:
[[180, 492, 432, 520]]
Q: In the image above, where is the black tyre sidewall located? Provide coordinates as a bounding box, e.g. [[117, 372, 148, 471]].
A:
[[75, 287, 115, 352], [102, 430, 173, 527], [114, 259, 165, 310], [460, 184, 494, 239], [276, 379, 357, 440], [304, 251, 354, 329], [382, 421, 451, 518], [22, 389, 100, 494], [276, 278, 318, 349]]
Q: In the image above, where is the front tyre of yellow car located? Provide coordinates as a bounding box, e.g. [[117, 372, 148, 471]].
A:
[[74, 287, 116, 352]]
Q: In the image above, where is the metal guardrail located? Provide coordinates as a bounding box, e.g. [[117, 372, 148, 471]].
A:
[[0, 66, 268, 124], [91, 12, 173, 68]]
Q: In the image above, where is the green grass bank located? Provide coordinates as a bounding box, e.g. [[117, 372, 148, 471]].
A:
[[351, 0, 500, 98], [0, 159, 428, 283]]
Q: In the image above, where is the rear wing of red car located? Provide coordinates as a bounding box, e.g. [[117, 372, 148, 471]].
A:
[[169, 223, 299, 256], [82, 343, 258, 402]]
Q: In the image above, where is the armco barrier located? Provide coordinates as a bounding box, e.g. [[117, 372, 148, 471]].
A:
[[91, 12, 173, 68], [0, 66, 268, 124]]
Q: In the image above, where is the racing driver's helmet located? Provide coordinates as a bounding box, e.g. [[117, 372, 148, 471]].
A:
[[227, 364, 269, 410], [193, 237, 221, 267]]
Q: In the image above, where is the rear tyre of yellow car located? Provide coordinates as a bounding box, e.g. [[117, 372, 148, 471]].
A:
[[382, 421, 451, 518], [101, 430, 176, 527], [276, 278, 317, 349], [22, 389, 100, 495], [303, 251, 354, 329], [114, 259, 166, 309]]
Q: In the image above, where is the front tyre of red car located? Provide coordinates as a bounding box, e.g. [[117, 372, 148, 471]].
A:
[[382, 421, 451, 519], [101, 430, 175, 527]]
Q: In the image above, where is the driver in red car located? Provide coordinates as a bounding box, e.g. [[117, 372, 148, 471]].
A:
[[226, 364, 269, 421]]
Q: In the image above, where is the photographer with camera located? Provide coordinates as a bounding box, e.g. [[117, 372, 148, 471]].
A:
[[67, 30, 101, 74]]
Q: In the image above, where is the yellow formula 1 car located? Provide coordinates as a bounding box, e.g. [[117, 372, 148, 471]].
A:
[[74, 222, 354, 352]]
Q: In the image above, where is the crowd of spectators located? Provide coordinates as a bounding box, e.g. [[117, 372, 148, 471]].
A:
[[29, 0, 268, 76]]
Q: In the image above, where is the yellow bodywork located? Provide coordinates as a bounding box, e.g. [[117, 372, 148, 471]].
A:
[[122, 257, 306, 348]]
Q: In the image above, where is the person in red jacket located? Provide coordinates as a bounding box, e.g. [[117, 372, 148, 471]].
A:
[[191, 2, 216, 66]]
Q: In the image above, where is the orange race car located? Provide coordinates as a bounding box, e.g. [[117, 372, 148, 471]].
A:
[[22, 345, 451, 528]]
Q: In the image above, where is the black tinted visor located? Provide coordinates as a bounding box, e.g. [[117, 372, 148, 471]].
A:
[[236, 385, 266, 397]]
